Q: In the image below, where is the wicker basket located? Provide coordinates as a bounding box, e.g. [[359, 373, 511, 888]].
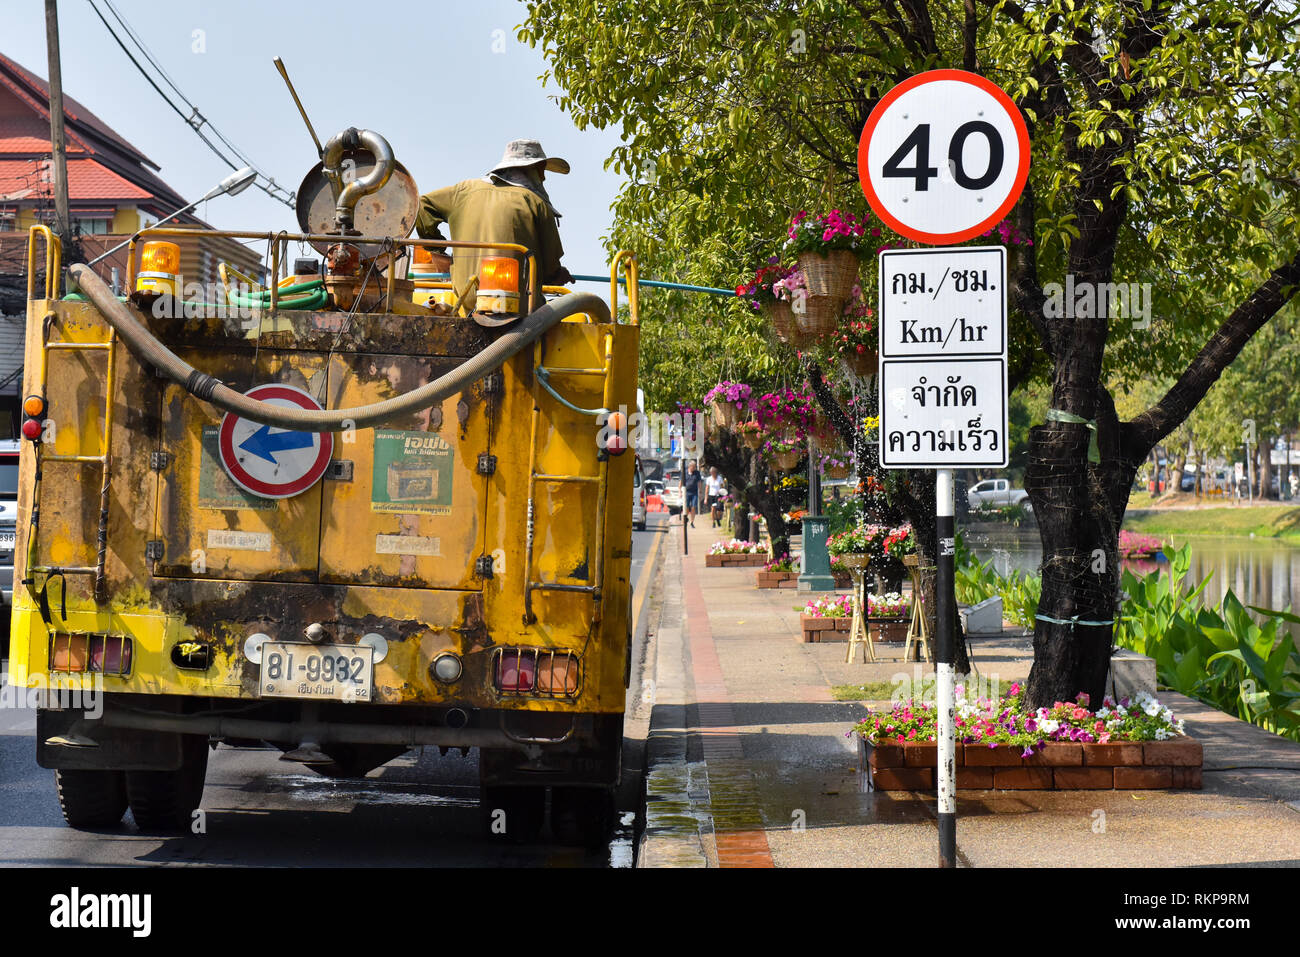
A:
[[843, 348, 878, 377], [837, 552, 871, 570], [823, 464, 850, 480], [741, 429, 764, 451], [764, 300, 799, 345], [710, 399, 740, 432], [794, 295, 839, 337], [902, 553, 920, 567], [798, 249, 861, 301], [772, 448, 802, 471]]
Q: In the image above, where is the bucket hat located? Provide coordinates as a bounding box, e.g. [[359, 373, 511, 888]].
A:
[[491, 139, 570, 174]]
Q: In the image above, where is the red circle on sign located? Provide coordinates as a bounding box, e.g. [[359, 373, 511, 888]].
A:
[[858, 69, 1031, 245], [218, 384, 333, 499]]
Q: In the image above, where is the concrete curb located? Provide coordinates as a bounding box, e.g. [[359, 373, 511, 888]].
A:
[[637, 530, 714, 867]]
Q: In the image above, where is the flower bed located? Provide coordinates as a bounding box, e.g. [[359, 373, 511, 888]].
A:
[[1119, 529, 1164, 559], [854, 687, 1202, 790], [757, 553, 799, 588], [706, 539, 769, 567], [798, 593, 910, 643]]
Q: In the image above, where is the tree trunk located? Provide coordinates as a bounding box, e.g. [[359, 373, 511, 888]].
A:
[[1022, 422, 1122, 710], [1171, 444, 1187, 495], [1258, 437, 1273, 499]]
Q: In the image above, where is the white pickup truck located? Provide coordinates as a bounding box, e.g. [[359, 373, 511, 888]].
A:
[[968, 478, 1031, 510]]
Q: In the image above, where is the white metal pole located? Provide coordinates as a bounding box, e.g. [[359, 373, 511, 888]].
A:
[[935, 467, 956, 867]]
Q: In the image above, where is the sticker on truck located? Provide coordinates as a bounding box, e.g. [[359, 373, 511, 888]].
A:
[[370, 429, 454, 515]]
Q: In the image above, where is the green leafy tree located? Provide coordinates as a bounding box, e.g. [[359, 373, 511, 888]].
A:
[[521, 0, 1300, 707]]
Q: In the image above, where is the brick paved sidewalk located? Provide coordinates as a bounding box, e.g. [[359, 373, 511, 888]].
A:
[[639, 525, 1300, 868]]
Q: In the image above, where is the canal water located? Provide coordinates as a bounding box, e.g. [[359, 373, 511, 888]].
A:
[[963, 523, 1300, 614]]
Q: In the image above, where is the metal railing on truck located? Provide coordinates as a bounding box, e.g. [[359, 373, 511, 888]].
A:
[[24, 224, 639, 626]]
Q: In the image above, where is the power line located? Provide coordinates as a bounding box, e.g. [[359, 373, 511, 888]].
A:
[[84, 0, 295, 209]]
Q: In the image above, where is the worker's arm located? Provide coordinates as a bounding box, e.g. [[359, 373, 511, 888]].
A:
[[415, 184, 459, 247], [537, 208, 570, 284]]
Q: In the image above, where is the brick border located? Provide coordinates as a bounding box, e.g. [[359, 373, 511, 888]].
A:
[[799, 616, 908, 644], [706, 553, 768, 568], [756, 570, 799, 589], [859, 736, 1202, 790]]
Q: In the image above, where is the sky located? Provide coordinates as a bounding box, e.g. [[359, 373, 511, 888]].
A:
[[5, 0, 626, 283]]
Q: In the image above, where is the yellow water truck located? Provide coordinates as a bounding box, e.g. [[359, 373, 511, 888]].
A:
[[13, 212, 640, 845]]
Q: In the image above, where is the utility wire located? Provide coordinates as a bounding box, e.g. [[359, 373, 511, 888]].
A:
[[84, 0, 295, 209]]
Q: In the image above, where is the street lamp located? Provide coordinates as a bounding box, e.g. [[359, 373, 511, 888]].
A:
[[85, 165, 258, 267]]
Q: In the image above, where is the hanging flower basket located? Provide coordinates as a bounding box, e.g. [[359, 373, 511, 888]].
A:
[[794, 295, 839, 337], [763, 300, 799, 345], [772, 448, 802, 472], [838, 552, 871, 570], [844, 348, 878, 377], [710, 399, 741, 431], [797, 249, 861, 302], [902, 553, 920, 568], [737, 420, 764, 450], [823, 464, 850, 480]]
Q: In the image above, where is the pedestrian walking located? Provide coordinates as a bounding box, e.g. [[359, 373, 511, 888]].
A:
[[705, 466, 725, 528], [682, 460, 702, 528]]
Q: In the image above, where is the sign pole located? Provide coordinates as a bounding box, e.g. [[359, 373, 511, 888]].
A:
[[935, 467, 956, 868], [858, 68, 1030, 872]]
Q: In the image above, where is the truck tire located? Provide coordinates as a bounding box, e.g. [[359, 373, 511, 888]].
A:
[[55, 769, 128, 828], [550, 786, 616, 848], [125, 735, 209, 833], [480, 785, 546, 843]]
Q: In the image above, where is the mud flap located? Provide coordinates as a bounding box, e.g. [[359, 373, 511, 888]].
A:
[[37, 706, 185, 772]]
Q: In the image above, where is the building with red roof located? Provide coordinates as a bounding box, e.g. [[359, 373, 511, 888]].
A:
[[0, 50, 264, 431]]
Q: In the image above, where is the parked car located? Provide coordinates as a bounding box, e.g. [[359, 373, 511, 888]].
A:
[[0, 439, 17, 659], [660, 470, 684, 515], [632, 456, 647, 531], [967, 478, 1030, 510]]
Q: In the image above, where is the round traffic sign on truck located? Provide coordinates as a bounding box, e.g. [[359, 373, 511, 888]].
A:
[[858, 69, 1030, 245], [218, 383, 333, 499]]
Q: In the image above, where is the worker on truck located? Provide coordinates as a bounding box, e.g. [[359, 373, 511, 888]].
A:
[[416, 138, 573, 312]]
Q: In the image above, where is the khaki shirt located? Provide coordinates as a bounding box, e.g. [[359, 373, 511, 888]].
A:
[[415, 178, 564, 309]]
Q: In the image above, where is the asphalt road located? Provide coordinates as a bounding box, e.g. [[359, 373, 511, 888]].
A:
[[0, 513, 668, 868]]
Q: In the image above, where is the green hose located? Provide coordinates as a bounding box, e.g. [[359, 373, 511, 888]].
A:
[[225, 279, 327, 311], [64, 280, 329, 311]]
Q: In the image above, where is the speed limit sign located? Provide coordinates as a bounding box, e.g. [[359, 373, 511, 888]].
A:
[[858, 70, 1030, 244]]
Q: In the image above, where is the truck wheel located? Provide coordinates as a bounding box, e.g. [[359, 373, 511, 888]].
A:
[[480, 785, 545, 843], [126, 735, 209, 833], [54, 769, 128, 828], [550, 786, 616, 848]]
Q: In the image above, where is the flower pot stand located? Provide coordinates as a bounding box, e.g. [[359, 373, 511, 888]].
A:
[[845, 563, 876, 662], [903, 557, 934, 663]]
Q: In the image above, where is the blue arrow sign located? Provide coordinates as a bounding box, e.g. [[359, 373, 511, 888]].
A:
[[239, 424, 315, 465]]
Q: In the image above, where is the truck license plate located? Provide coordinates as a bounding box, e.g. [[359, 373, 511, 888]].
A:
[[259, 642, 374, 702]]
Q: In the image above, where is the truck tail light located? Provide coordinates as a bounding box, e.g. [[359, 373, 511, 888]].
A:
[[495, 650, 536, 693], [493, 648, 581, 698], [601, 411, 628, 456], [21, 394, 45, 441], [49, 634, 132, 675]]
